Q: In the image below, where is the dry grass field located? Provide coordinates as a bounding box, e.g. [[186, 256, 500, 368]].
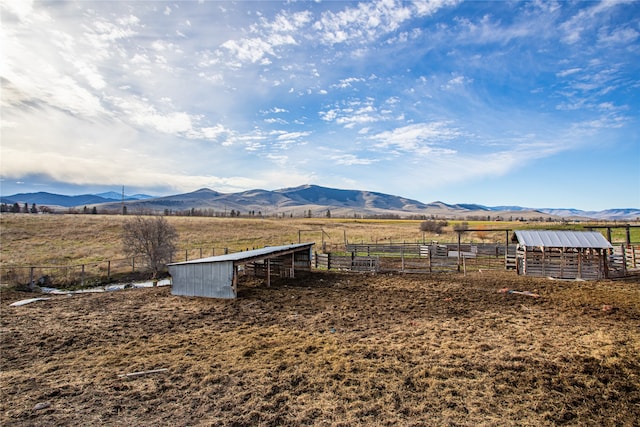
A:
[[2, 271, 639, 426], [1, 214, 639, 425], [0, 214, 441, 267], [2, 213, 637, 269]]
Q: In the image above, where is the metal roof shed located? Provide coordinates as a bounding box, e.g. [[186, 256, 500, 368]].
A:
[[168, 242, 314, 299], [514, 230, 612, 279]]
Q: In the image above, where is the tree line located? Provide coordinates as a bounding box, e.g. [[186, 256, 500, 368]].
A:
[[0, 202, 53, 214]]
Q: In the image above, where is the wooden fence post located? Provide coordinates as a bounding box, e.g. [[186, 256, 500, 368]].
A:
[[504, 230, 509, 270], [626, 225, 631, 246], [457, 232, 461, 272], [132, 257, 135, 272], [81, 264, 85, 287], [30, 266, 35, 287], [107, 260, 111, 282]]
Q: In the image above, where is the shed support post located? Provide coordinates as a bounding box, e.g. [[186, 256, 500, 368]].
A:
[[267, 259, 271, 287], [232, 265, 238, 296], [577, 249, 582, 279]]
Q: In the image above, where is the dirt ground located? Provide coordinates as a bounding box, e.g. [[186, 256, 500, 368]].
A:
[[1, 271, 639, 426]]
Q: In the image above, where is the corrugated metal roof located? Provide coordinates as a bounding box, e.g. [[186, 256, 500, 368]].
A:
[[169, 242, 315, 265], [514, 230, 612, 249]]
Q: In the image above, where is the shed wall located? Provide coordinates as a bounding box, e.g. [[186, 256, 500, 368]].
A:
[[169, 261, 236, 298], [517, 247, 606, 280]]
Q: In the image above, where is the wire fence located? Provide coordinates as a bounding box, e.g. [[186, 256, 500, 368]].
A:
[[0, 247, 234, 289]]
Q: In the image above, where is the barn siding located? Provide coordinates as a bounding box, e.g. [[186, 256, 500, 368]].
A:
[[169, 261, 235, 298], [517, 248, 605, 280]]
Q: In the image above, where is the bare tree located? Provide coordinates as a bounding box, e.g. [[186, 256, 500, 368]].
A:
[[420, 220, 448, 234], [122, 216, 178, 278]]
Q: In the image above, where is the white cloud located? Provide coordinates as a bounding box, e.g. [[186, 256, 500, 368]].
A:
[[559, 1, 622, 45], [370, 122, 461, 155], [332, 77, 366, 89], [556, 68, 582, 78], [199, 124, 233, 141], [274, 131, 311, 141], [331, 154, 377, 166], [1, 0, 35, 22], [312, 0, 453, 45], [598, 26, 639, 46]]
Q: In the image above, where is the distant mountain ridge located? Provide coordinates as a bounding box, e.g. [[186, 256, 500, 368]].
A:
[[0, 191, 152, 208], [1, 185, 638, 220]]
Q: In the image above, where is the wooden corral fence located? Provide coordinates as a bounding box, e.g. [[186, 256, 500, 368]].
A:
[[610, 245, 640, 277], [316, 243, 518, 274], [315, 253, 380, 272]]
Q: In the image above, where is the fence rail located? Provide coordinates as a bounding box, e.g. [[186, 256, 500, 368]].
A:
[[0, 257, 139, 288], [315, 251, 505, 274], [3, 244, 637, 288]]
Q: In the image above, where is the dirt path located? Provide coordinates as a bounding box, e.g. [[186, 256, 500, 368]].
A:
[[1, 271, 639, 426]]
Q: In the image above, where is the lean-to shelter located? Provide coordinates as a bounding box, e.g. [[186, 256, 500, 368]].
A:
[[168, 242, 314, 299], [514, 230, 613, 279]]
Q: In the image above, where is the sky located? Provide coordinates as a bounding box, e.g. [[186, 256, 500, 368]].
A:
[[1, 0, 639, 211]]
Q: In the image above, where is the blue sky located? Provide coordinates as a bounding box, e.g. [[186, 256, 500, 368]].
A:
[[1, 0, 638, 210]]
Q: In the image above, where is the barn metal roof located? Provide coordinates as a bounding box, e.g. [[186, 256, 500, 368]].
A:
[[514, 230, 612, 249], [169, 242, 315, 266]]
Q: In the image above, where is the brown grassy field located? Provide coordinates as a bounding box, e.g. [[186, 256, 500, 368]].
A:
[[2, 214, 637, 269], [1, 271, 639, 426], [0, 214, 435, 267]]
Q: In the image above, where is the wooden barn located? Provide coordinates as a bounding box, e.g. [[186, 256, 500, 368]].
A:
[[168, 242, 314, 299], [514, 230, 613, 279]]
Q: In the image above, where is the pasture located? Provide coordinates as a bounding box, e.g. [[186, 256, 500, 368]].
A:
[[1, 213, 637, 272], [1, 214, 639, 425]]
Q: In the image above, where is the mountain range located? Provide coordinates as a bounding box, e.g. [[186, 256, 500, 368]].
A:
[[1, 185, 638, 221], [0, 192, 152, 208]]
